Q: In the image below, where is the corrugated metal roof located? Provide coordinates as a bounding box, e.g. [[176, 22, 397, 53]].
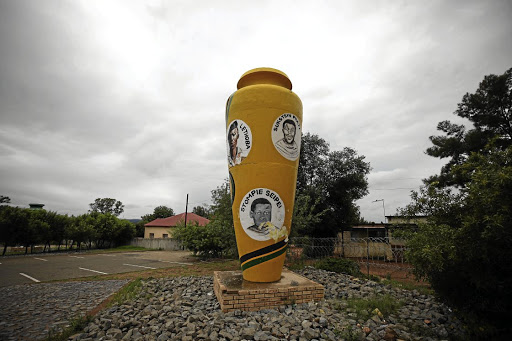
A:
[[352, 225, 387, 229]]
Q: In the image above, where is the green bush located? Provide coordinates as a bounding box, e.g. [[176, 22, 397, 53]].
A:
[[401, 146, 512, 334], [315, 257, 362, 276], [345, 294, 403, 320], [173, 220, 237, 259]]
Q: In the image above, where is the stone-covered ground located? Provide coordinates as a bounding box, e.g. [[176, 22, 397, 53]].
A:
[[72, 267, 466, 341]]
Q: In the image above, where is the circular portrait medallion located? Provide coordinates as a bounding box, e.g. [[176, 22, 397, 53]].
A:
[[271, 113, 301, 161], [227, 119, 252, 167], [239, 188, 287, 242]]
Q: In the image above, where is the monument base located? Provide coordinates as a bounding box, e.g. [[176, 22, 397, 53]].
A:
[[213, 269, 324, 312]]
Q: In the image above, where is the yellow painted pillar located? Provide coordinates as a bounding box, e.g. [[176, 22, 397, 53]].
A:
[[225, 68, 303, 282]]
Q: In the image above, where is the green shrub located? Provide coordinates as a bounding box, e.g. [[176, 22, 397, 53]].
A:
[[110, 278, 143, 306], [173, 220, 237, 259], [315, 257, 362, 276], [400, 145, 512, 335], [345, 294, 403, 321], [45, 315, 92, 341]]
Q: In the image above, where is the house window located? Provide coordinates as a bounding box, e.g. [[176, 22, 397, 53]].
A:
[[149, 233, 154, 239], [368, 229, 386, 238], [162, 234, 168, 239]]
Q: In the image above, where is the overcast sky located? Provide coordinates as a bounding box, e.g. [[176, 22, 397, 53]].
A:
[[1, 0, 511, 222]]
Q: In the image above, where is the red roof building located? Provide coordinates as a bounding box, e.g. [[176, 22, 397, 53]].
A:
[[144, 213, 210, 239]]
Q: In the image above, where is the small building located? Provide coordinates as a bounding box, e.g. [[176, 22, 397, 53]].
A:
[[338, 224, 393, 260], [350, 224, 388, 239], [335, 216, 427, 261], [386, 215, 428, 225], [144, 212, 210, 239], [29, 203, 45, 210]]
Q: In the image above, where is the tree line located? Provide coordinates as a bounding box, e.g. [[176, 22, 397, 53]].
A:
[[0, 198, 136, 255]]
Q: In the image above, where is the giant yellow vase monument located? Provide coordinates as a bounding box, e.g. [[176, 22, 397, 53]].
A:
[[214, 67, 324, 312]]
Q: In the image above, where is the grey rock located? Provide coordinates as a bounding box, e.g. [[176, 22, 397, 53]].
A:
[[157, 332, 170, 341], [302, 327, 319, 340], [241, 327, 256, 339], [106, 327, 123, 340], [254, 330, 270, 341]]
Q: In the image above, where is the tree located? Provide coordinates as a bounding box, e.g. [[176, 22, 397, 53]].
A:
[[0, 206, 24, 255], [400, 145, 512, 330], [69, 215, 96, 250], [400, 69, 512, 335], [89, 198, 124, 216], [192, 205, 210, 218], [294, 133, 371, 238], [140, 205, 175, 222], [209, 180, 233, 227], [426, 67, 512, 187], [0, 195, 10, 204], [30, 210, 52, 252], [114, 219, 136, 246], [18, 209, 37, 254], [51, 214, 71, 251], [290, 194, 327, 238], [296, 133, 330, 190], [135, 220, 145, 238]]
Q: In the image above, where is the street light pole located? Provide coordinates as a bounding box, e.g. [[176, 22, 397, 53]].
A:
[[372, 199, 386, 223]]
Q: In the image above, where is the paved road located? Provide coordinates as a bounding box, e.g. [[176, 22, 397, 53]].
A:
[[0, 251, 197, 287]]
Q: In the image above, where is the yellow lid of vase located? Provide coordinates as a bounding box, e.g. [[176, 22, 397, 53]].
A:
[[237, 67, 292, 90]]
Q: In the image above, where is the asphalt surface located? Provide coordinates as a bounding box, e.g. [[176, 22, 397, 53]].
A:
[[0, 251, 197, 287]]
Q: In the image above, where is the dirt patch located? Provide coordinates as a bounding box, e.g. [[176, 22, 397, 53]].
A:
[[357, 259, 430, 287]]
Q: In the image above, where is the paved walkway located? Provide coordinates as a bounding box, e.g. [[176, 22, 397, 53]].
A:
[[0, 280, 128, 341]]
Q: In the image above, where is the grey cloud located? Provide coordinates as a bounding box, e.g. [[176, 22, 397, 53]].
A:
[[1, 0, 510, 222]]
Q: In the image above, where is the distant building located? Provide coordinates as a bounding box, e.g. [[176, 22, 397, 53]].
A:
[[144, 212, 210, 239], [29, 203, 45, 210], [335, 216, 427, 260], [386, 215, 428, 225]]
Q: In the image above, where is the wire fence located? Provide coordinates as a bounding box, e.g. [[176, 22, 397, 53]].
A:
[[286, 237, 413, 277]]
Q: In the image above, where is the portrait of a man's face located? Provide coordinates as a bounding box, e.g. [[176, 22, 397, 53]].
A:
[[239, 188, 285, 241], [272, 115, 301, 161], [282, 121, 296, 144], [250, 200, 272, 227]]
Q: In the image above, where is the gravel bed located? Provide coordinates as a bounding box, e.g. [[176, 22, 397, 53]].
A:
[[73, 267, 466, 340]]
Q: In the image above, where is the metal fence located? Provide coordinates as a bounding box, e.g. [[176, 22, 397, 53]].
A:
[[286, 237, 413, 276]]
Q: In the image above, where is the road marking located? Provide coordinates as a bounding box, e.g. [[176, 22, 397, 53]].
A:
[[34, 258, 48, 262], [123, 263, 157, 270], [69, 256, 85, 259], [99, 254, 116, 257], [79, 267, 108, 275], [159, 260, 193, 265], [20, 273, 40, 283]]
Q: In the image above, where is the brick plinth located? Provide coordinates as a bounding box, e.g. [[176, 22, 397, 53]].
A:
[[213, 269, 324, 312]]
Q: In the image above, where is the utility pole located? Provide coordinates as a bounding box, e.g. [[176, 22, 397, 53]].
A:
[[184, 194, 189, 227], [372, 199, 386, 223]]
